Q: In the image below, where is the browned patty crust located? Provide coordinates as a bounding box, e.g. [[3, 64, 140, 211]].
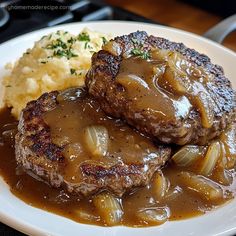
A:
[[15, 89, 171, 197]]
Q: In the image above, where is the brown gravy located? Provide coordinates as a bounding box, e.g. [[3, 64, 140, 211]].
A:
[[43, 89, 161, 184], [116, 50, 218, 128], [0, 108, 236, 227]]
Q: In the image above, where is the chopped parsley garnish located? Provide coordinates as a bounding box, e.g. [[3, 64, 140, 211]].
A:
[[53, 49, 78, 59], [45, 37, 78, 60], [131, 48, 150, 60], [46, 38, 67, 50], [70, 68, 76, 75], [40, 61, 47, 64], [131, 38, 138, 44], [102, 37, 108, 45], [41, 35, 47, 40], [84, 41, 93, 50], [78, 32, 90, 42], [67, 37, 76, 44]]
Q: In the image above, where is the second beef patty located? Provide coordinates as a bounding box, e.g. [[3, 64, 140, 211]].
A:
[[15, 87, 171, 197]]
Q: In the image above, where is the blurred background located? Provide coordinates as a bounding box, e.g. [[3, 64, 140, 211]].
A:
[[0, 0, 235, 50]]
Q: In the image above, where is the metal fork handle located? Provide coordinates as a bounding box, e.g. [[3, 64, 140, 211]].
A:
[[203, 14, 236, 44]]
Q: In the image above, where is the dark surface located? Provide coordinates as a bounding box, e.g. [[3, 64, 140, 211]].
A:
[[181, 0, 236, 17], [0, 224, 25, 236], [0, 0, 155, 44]]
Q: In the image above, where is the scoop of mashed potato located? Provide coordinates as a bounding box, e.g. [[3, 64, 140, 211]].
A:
[[3, 28, 111, 118]]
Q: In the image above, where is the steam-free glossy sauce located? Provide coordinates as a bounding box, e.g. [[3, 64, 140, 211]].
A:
[[0, 108, 235, 227]]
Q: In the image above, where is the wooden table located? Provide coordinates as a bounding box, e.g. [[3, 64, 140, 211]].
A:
[[106, 0, 236, 52]]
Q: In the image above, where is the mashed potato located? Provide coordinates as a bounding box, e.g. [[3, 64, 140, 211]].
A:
[[3, 28, 111, 118]]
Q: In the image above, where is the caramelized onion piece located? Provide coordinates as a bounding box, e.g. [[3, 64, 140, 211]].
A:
[[179, 171, 223, 201], [2, 129, 17, 142], [93, 192, 123, 226], [103, 41, 121, 56], [219, 125, 236, 169], [137, 207, 170, 224], [214, 169, 233, 186], [84, 125, 108, 157], [160, 64, 186, 94], [63, 143, 83, 161], [200, 141, 221, 176], [157, 50, 216, 129], [172, 145, 206, 167], [193, 91, 214, 128], [164, 186, 183, 201], [74, 210, 100, 222], [153, 171, 169, 200]]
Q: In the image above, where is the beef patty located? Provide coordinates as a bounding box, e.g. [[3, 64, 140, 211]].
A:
[[86, 31, 236, 145], [15, 87, 171, 197]]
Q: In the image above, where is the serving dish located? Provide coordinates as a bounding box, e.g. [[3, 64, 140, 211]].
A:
[[0, 21, 235, 236]]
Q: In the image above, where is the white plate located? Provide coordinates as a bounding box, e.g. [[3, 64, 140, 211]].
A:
[[0, 21, 236, 236]]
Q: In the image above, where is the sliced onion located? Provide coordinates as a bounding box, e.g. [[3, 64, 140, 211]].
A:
[[2, 122, 18, 131], [219, 125, 236, 169], [75, 210, 100, 222], [63, 143, 83, 161], [214, 169, 233, 186], [193, 91, 215, 128], [2, 129, 17, 142], [152, 171, 169, 200], [93, 192, 123, 226], [137, 206, 170, 224], [200, 141, 221, 176], [164, 186, 183, 201], [172, 145, 206, 167], [103, 41, 121, 56], [179, 171, 223, 201], [84, 125, 108, 157]]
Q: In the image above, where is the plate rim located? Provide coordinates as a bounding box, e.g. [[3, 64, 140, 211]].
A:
[[1, 20, 235, 56]]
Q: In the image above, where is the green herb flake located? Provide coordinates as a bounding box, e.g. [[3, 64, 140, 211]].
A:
[[102, 37, 108, 45], [40, 61, 47, 64], [84, 42, 92, 50], [67, 37, 76, 44], [131, 48, 150, 60], [41, 35, 47, 40], [53, 49, 78, 60], [46, 38, 67, 50], [131, 38, 138, 44], [78, 32, 90, 42], [70, 68, 76, 75]]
